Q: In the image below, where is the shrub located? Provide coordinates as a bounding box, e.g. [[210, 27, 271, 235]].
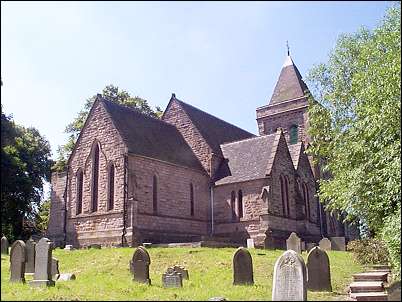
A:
[[381, 206, 401, 279], [347, 238, 390, 265]]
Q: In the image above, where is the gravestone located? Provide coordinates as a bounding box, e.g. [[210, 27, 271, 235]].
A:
[[58, 273, 76, 281], [29, 237, 55, 287], [9, 240, 26, 283], [131, 246, 151, 285], [1, 236, 9, 255], [319, 238, 331, 251], [286, 232, 301, 254], [306, 246, 332, 291], [301, 241, 306, 251], [64, 245, 73, 251], [247, 238, 255, 249], [162, 267, 183, 288], [25, 238, 36, 274], [51, 257, 60, 280], [172, 265, 189, 280], [387, 280, 401, 301], [329, 237, 345, 251], [233, 247, 254, 285], [272, 250, 307, 301], [306, 243, 317, 252]]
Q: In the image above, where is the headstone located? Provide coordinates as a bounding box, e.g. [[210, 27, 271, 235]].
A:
[[25, 238, 36, 274], [9, 240, 26, 283], [29, 237, 55, 287], [319, 238, 331, 251], [233, 247, 254, 285], [247, 238, 255, 249], [57, 273, 76, 281], [272, 250, 307, 301], [172, 265, 189, 280], [1, 236, 9, 255], [387, 280, 401, 301], [286, 232, 301, 254], [131, 246, 151, 285], [306, 243, 317, 252], [329, 237, 345, 251], [306, 246, 332, 291], [143, 243, 152, 248], [64, 245, 73, 251], [51, 257, 60, 280], [162, 267, 183, 288], [301, 241, 306, 251]]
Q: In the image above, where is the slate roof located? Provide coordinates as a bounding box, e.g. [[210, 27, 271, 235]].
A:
[[269, 56, 309, 105], [174, 98, 256, 155], [288, 142, 303, 169], [214, 134, 277, 185], [100, 97, 205, 171]]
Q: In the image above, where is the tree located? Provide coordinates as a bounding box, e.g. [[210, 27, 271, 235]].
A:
[[1, 107, 53, 241], [306, 4, 401, 275], [52, 84, 163, 171]]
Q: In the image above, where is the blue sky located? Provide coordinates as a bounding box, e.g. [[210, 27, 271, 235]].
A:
[[1, 1, 391, 160]]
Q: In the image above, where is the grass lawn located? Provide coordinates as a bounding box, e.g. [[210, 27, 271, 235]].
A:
[[1, 247, 362, 301]]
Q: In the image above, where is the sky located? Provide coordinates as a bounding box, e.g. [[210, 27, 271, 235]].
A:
[[1, 1, 391, 162]]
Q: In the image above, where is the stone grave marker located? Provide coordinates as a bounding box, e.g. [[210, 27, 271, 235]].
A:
[[306, 243, 317, 252], [51, 257, 60, 280], [329, 237, 345, 251], [233, 247, 254, 285], [131, 246, 151, 285], [247, 238, 255, 249], [162, 267, 183, 288], [9, 240, 26, 283], [387, 280, 401, 301], [272, 249, 307, 301], [29, 237, 55, 287], [25, 238, 36, 274], [58, 273, 76, 281], [286, 232, 301, 254], [1, 236, 9, 255], [172, 265, 189, 280], [64, 245, 73, 251], [306, 246, 332, 291], [301, 241, 306, 251], [319, 238, 331, 251]]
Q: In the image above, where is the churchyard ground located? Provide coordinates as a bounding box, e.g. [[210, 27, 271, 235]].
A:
[[1, 247, 362, 301]]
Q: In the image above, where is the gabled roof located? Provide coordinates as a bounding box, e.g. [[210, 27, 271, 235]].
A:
[[100, 97, 204, 172], [288, 142, 303, 169], [170, 97, 255, 156], [269, 55, 309, 105], [214, 133, 277, 185]]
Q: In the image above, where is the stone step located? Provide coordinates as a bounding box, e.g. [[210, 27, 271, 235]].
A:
[[349, 281, 384, 293], [353, 272, 388, 282], [350, 292, 388, 301]]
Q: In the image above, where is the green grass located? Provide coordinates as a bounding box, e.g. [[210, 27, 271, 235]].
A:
[[1, 247, 362, 301]]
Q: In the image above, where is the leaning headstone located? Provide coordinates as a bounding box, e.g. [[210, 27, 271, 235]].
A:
[[29, 237, 55, 287], [286, 232, 301, 254], [306, 246, 332, 291], [272, 249, 307, 301], [162, 267, 183, 288], [9, 240, 26, 283], [172, 265, 189, 280], [131, 246, 151, 285], [57, 273, 76, 281], [25, 238, 36, 274], [319, 238, 331, 251], [247, 238, 255, 249], [51, 257, 60, 280], [1, 236, 9, 255], [233, 247, 254, 285], [329, 237, 345, 251], [387, 280, 401, 301]]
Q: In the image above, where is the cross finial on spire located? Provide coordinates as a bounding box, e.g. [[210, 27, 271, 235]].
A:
[[286, 40, 290, 56]]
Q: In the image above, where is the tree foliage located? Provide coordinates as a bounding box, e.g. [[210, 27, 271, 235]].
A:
[[52, 85, 163, 172], [306, 4, 401, 273]]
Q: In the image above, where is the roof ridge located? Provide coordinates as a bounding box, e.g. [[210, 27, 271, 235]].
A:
[[221, 133, 275, 147]]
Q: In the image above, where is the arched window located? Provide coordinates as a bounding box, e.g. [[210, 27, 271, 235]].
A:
[[284, 176, 290, 217], [280, 175, 290, 217], [289, 125, 298, 144], [76, 169, 83, 215], [153, 175, 158, 214], [91, 143, 100, 212], [231, 191, 236, 221], [303, 183, 310, 220], [108, 164, 115, 211], [190, 183, 194, 216], [238, 190, 243, 219]]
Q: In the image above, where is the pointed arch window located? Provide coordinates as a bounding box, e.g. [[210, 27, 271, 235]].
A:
[[76, 169, 83, 215], [280, 175, 290, 217], [289, 124, 298, 144], [231, 191, 236, 221], [153, 175, 158, 214], [238, 190, 243, 219], [91, 143, 100, 212], [303, 183, 310, 220], [108, 163, 115, 211], [190, 183, 194, 216]]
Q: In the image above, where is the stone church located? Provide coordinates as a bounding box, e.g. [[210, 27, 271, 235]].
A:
[[48, 55, 352, 248]]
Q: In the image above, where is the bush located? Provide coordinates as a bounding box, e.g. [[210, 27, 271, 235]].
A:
[[381, 206, 401, 279], [347, 238, 390, 265]]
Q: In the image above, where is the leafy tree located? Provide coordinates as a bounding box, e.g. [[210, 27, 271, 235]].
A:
[[306, 4, 400, 274], [53, 84, 163, 171], [35, 198, 51, 234]]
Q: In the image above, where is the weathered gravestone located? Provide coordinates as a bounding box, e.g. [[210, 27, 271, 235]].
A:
[[272, 250, 307, 301], [10, 240, 26, 283], [1, 236, 9, 255], [25, 238, 36, 274], [247, 238, 255, 249], [306, 243, 317, 253], [162, 267, 183, 288], [301, 241, 306, 251], [233, 247, 254, 285], [29, 237, 55, 287], [131, 246, 151, 285], [306, 246, 332, 291], [319, 238, 331, 251], [387, 280, 401, 301], [286, 232, 301, 254], [172, 265, 189, 280], [51, 257, 60, 280], [329, 237, 345, 251]]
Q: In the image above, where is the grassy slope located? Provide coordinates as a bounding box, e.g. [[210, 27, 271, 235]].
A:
[[1, 247, 362, 301]]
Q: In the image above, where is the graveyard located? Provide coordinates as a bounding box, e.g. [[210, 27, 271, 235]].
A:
[[1, 245, 363, 301]]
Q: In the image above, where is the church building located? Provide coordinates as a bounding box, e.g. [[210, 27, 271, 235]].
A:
[[48, 55, 350, 248]]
